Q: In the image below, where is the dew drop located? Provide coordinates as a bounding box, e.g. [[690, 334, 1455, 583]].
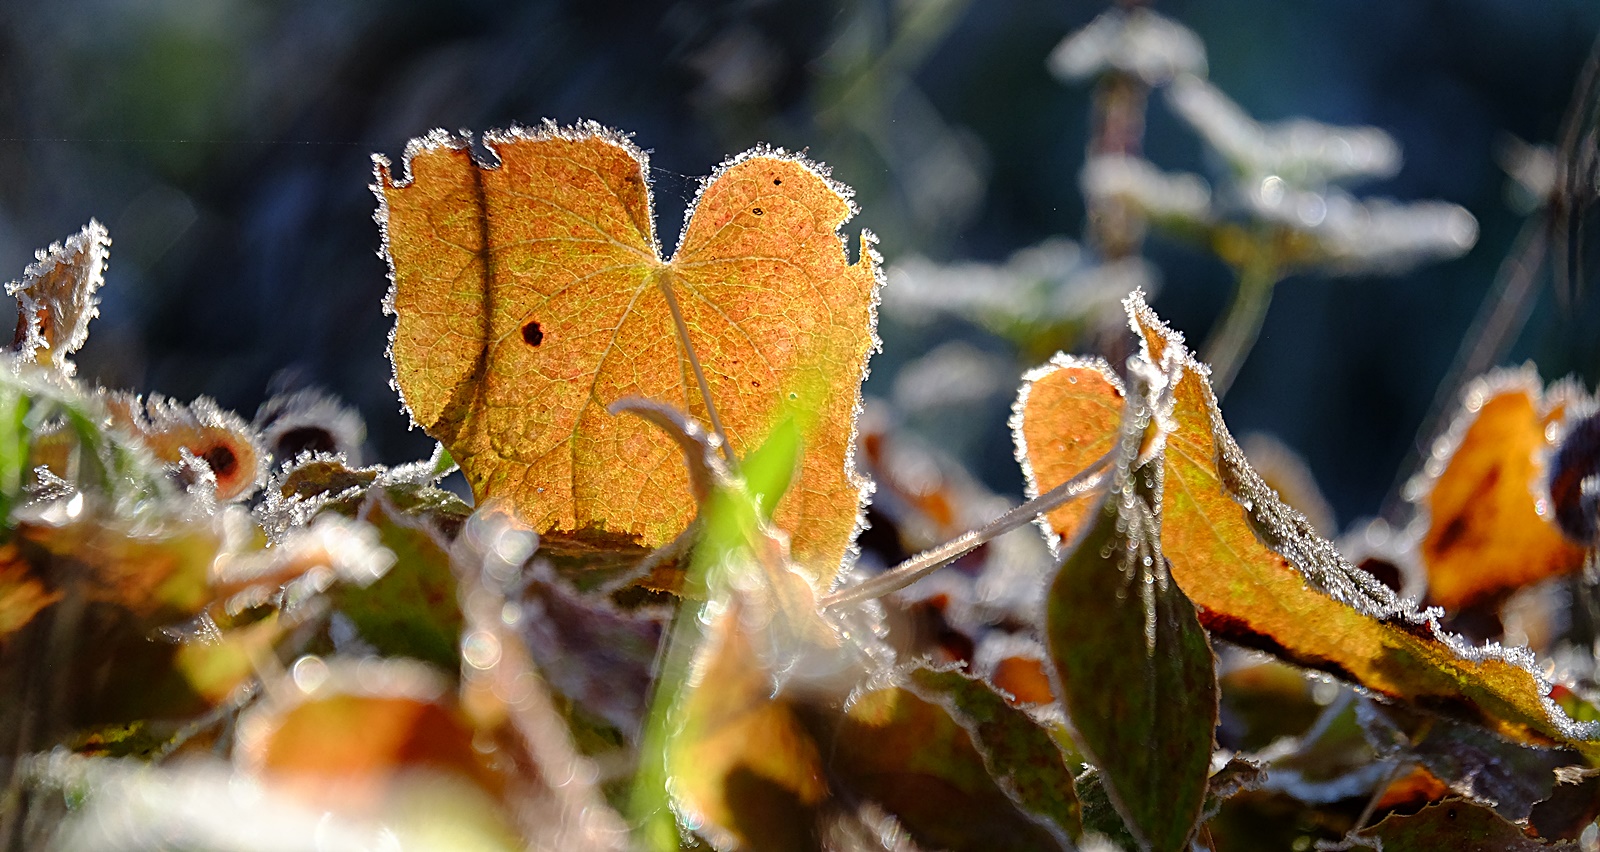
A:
[[462, 630, 502, 670], [291, 655, 330, 694]]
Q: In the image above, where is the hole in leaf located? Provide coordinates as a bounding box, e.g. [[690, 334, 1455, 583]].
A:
[[752, 207, 763, 216], [521, 320, 544, 347], [773, 178, 781, 186]]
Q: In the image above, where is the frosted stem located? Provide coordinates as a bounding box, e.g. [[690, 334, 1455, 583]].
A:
[[821, 450, 1114, 611], [1203, 252, 1280, 398]]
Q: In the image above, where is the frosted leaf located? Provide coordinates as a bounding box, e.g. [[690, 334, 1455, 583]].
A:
[[1115, 291, 1600, 746], [883, 236, 1155, 337], [1080, 154, 1212, 225], [253, 388, 368, 466], [891, 341, 1012, 412], [1249, 184, 1478, 274], [105, 392, 267, 502], [1497, 136, 1558, 215], [1166, 75, 1401, 187], [211, 513, 396, 616], [1048, 8, 1207, 85], [7, 219, 110, 377]]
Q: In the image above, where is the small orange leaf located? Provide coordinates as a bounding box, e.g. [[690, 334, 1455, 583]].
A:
[[1407, 368, 1586, 610], [1017, 292, 1600, 761], [237, 658, 504, 813], [1012, 352, 1124, 549], [0, 542, 61, 637], [104, 393, 266, 501], [375, 123, 879, 586]]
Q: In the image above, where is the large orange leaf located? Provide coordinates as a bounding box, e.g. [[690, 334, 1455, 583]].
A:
[[374, 122, 879, 585], [1016, 292, 1600, 760], [1405, 367, 1586, 610]]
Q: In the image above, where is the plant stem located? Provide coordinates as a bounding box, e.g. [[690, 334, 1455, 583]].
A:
[[1203, 250, 1281, 398], [821, 450, 1114, 611]]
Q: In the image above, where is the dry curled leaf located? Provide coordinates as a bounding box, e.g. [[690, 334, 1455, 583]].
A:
[[1407, 367, 1587, 611], [1016, 292, 1600, 761], [103, 392, 266, 501], [8, 219, 109, 376], [375, 121, 880, 587]]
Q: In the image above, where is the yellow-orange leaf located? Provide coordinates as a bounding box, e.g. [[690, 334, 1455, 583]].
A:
[[237, 659, 506, 813], [1406, 367, 1586, 610], [1016, 292, 1600, 760], [375, 123, 879, 586], [103, 392, 266, 501], [1011, 352, 1123, 550]]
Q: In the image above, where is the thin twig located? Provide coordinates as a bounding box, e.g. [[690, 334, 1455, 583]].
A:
[[821, 450, 1115, 610], [1203, 250, 1280, 399], [1380, 217, 1548, 522]]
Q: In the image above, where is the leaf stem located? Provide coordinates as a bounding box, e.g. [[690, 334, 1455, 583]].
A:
[[656, 272, 738, 470], [821, 450, 1114, 610], [1203, 248, 1281, 398]]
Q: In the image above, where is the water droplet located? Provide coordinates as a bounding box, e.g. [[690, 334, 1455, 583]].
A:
[[461, 630, 502, 670], [291, 655, 330, 694]]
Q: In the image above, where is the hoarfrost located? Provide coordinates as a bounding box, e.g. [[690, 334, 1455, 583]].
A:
[[1125, 291, 1600, 744], [1049, 7, 1207, 85], [1166, 75, 1400, 187], [1080, 154, 1212, 225], [884, 237, 1155, 336]]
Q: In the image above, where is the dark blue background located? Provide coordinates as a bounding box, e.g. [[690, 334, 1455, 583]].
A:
[[1, 0, 1595, 530]]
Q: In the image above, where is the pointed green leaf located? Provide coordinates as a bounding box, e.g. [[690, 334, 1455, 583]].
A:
[[1045, 376, 1217, 851]]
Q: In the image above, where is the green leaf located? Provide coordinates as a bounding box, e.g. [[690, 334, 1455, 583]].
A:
[[331, 491, 461, 669], [826, 676, 1074, 850], [1044, 362, 1217, 852], [905, 665, 1082, 840]]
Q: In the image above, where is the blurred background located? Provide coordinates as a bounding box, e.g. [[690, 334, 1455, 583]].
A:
[[0, 0, 1597, 533]]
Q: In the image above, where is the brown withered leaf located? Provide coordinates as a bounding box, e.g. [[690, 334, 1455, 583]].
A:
[[8, 219, 109, 376], [1016, 291, 1600, 762], [235, 656, 518, 845], [1358, 798, 1577, 850], [1407, 367, 1587, 610]]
